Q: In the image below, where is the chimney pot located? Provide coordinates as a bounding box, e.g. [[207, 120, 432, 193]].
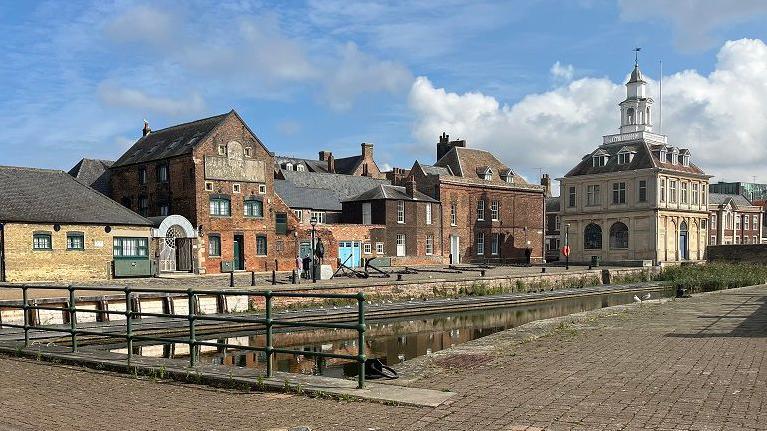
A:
[[319, 150, 332, 161], [142, 120, 151, 137]]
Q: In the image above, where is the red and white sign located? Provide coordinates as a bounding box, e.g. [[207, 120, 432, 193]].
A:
[[561, 245, 571, 257]]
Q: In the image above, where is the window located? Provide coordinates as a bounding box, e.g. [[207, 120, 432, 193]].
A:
[[138, 196, 149, 217], [701, 189, 706, 205], [754, 235, 758, 244], [711, 214, 717, 229], [157, 164, 169, 183], [113, 237, 148, 258], [491, 233, 500, 255], [754, 215, 759, 227], [138, 167, 147, 185], [745, 216, 750, 230], [660, 178, 666, 202], [483, 170, 493, 181], [584, 223, 602, 250], [205, 182, 213, 191], [396, 234, 406, 256], [33, 233, 52, 250], [477, 200, 485, 221], [376, 242, 384, 254], [627, 107, 635, 124], [426, 203, 432, 225], [66, 233, 84, 250], [735, 215, 741, 230], [208, 235, 221, 257], [617, 151, 634, 165], [744, 236, 749, 244], [450, 204, 457, 226], [476, 233, 485, 255], [568, 187, 576, 208], [258, 184, 266, 194], [612, 182, 626, 204], [160, 204, 170, 216], [244, 199, 263, 217], [491, 200, 499, 220], [293, 210, 303, 222], [711, 235, 717, 245], [233, 184, 241, 193], [669, 180, 677, 203], [218, 145, 226, 155], [592, 155, 607, 167], [296, 164, 305, 172], [555, 215, 561, 231], [397, 201, 405, 223], [209, 197, 231, 216], [609, 222, 629, 249], [638, 180, 647, 202], [244, 147, 252, 157], [364, 243, 372, 254], [362, 202, 372, 225], [735, 235, 741, 244], [285, 162, 294, 171], [701, 219, 707, 230], [310, 211, 326, 224], [586, 185, 600, 206], [425, 235, 434, 255], [692, 183, 699, 205], [256, 236, 268, 255], [275, 213, 287, 235], [681, 182, 688, 204]]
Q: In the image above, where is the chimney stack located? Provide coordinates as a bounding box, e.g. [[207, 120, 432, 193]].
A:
[[327, 154, 336, 173], [540, 173, 552, 197], [319, 150, 332, 161], [361, 143, 374, 160], [142, 120, 151, 137], [405, 176, 417, 198]]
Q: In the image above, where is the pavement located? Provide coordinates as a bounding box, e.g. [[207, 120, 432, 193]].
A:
[[0, 285, 764, 430]]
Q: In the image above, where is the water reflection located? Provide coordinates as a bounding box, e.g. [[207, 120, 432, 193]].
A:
[[112, 288, 671, 378]]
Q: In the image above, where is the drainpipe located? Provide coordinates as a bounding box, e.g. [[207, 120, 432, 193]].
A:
[[0, 222, 5, 282]]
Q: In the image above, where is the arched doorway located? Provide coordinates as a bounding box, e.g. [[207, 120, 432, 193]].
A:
[[679, 221, 689, 260], [152, 215, 198, 273]]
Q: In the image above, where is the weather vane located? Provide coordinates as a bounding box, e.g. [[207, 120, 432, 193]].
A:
[[634, 47, 641, 66]]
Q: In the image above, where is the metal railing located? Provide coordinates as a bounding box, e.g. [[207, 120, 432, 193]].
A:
[[0, 284, 367, 388]]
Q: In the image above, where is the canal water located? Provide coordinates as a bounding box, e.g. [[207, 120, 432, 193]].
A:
[[111, 287, 673, 378]]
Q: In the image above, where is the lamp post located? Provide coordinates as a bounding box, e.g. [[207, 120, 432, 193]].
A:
[[310, 216, 317, 283], [565, 223, 570, 270]]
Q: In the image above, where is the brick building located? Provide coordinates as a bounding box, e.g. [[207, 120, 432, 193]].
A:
[[110, 111, 288, 275], [545, 196, 561, 262], [409, 134, 545, 265], [0, 166, 152, 282], [275, 143, 384, 178], [708, 193, 763, 245], [342, 179, 443, 265]]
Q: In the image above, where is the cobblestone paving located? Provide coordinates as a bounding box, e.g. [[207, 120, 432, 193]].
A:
[[0, 285, 764, 430]]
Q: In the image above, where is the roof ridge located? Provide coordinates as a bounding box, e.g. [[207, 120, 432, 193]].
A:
[[148, 111, 230, 134], [0, 165, 64, 173]]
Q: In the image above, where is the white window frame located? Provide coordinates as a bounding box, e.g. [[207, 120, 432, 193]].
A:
[[491, 233, 499, 255], [476, 233, 485, 255], [293, 209, 303, 222], [397, 201, 405, 224], [258, 184, 266, 194], [681, 182, 688, 204], [660, 178, 666, 203], [217, 145, 226, 156], [669, 180, 677, 203], [233, 183, 241, 193], [587, 184, 600, 206], [363, 243, 372, 254], [376, 242, 384, 254], [425, 235, 434, 255], [711, 214, 717, 229], [425, 203, 432, 225], [490, 200, 499, 221], [711, 235, 716, 245], [205, 181, 213, 191], [745, 216, 750, 230], [692, 183, 699, 205], [477, 200, 485, 221], [450, 204, 457, 226], [310, 211, 326, 224]]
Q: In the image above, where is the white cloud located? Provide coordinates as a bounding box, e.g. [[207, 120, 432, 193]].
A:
[[550, 61, 574, 81], [98, 83, 205, 117], [618, 0, 767, 51], [408, 38, 767, 183]]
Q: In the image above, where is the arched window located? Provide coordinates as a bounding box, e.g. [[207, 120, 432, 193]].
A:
[[584, 223, 602, 249], [627, 108, 635, 124], [609, 222, 629, 249]]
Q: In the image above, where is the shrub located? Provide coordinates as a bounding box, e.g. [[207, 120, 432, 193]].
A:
[[657, 263, 767, 293]]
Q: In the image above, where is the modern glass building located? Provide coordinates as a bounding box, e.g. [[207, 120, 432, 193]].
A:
[[709, 182, 767, 202]]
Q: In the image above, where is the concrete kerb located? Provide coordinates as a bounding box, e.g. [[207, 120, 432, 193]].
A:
[[0, 344, 454, 408]]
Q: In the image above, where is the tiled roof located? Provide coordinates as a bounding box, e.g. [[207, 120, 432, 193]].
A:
[[276, 170, 389, 211], [68, 158, 113, 195], [434, 147, 534, 187], [709, 193, 757, 208], [546, 197, 561, 213], [275, 156, 328, 173], [0, 165, 151, 226], [112, 112, 231, 167], [565, 140, 707, 177], [343, 184, 439, 203]]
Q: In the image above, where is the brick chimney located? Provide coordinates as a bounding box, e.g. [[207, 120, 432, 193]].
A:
[[540, 173, 552, 197], [319, 150, 332, 161], [405, 176, 417, 198], [142, 120, 151, 137], [436, 132, 467, 161], [327, 154, 336, 173], [361, 143, 374, 160]]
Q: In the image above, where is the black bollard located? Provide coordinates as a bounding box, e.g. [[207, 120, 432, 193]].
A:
[[541, 267, 546, 273], [272, 270, 276, 285], [251, 271, 256, 286], [480, 269, 486, 277], [397, 274, 403, 281], [229, 271, 234, 287], [292, 269, 297, 284]]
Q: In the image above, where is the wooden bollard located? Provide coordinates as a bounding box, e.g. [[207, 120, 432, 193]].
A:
[[397, 274, 403, 281], [541, 267, 546, 273], [480, 269, 486, 277], [292, 269, 297, 284], [271, 270, 276, 285], [251, 271, 256, 286], [229, 271, 234, 287]]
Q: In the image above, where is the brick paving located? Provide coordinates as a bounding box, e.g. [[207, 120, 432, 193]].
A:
[[0, 285, 765, 430]]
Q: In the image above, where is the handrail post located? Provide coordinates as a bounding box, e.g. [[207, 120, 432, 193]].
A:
[[188, 289, 196, 367], [68, 285, 77, 352], [125, 286, 133, 366], [265, 291, 273, 378], [357, 291, 366, 389], [22, 285, 29, 347]]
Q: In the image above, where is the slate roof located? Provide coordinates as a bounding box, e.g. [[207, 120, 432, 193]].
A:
[[276, 171, 389, 211], [68, 158, 113, 195], [274, 154, 367, 175], [564, 140, 707, 178], [546, 196, 561, 213], [420, 147, 542, 191], [0, 166, 152, 226], [343, 184, 439, 203], [709, 193, 757, 209]]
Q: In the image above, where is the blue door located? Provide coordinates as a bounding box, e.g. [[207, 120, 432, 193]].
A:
[[338, 241, 362, 268], [679, 222, 689, 260]]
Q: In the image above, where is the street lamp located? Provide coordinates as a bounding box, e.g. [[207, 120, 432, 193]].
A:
[[310, 216, 317, 283], [565, 223, 571, 270]]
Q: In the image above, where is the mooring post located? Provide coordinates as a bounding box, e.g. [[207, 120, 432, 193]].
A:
[[265, 291, 273, 378], [188, 289, 197, 367], [292, 269, 297, 284], [251, 271, 256, 286], [480, 269, 486, 277], [357, 291, 366, 389], [22, 285, 29, 347], [541, 267, 546, 273], [125, 286, 133, 366], [397, 274, 403, 281], [68, 285, 77, 352], [229, 271, 234, 287], [272, 270, 276, 285]]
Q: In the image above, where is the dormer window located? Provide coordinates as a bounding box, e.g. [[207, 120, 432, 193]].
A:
[[681, 155, 690, 167], [484, 170, 493, 181], [244, 147, 252, 157], [296, 164, 305, 172], [284, 162, 293, 171], [659, 148, 667, 162], [670, 148, 679, 165], [617, 148, 635, 165], [592, 155, 607, 167]]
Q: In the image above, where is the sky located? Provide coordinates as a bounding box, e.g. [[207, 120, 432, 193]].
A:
[[1, 0, 767, 192]]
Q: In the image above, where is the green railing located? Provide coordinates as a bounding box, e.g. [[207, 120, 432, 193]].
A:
[[0, 284, 367, 389]]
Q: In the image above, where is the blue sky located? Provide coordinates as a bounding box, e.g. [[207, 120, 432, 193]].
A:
[[1, 1, 767, 185]]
